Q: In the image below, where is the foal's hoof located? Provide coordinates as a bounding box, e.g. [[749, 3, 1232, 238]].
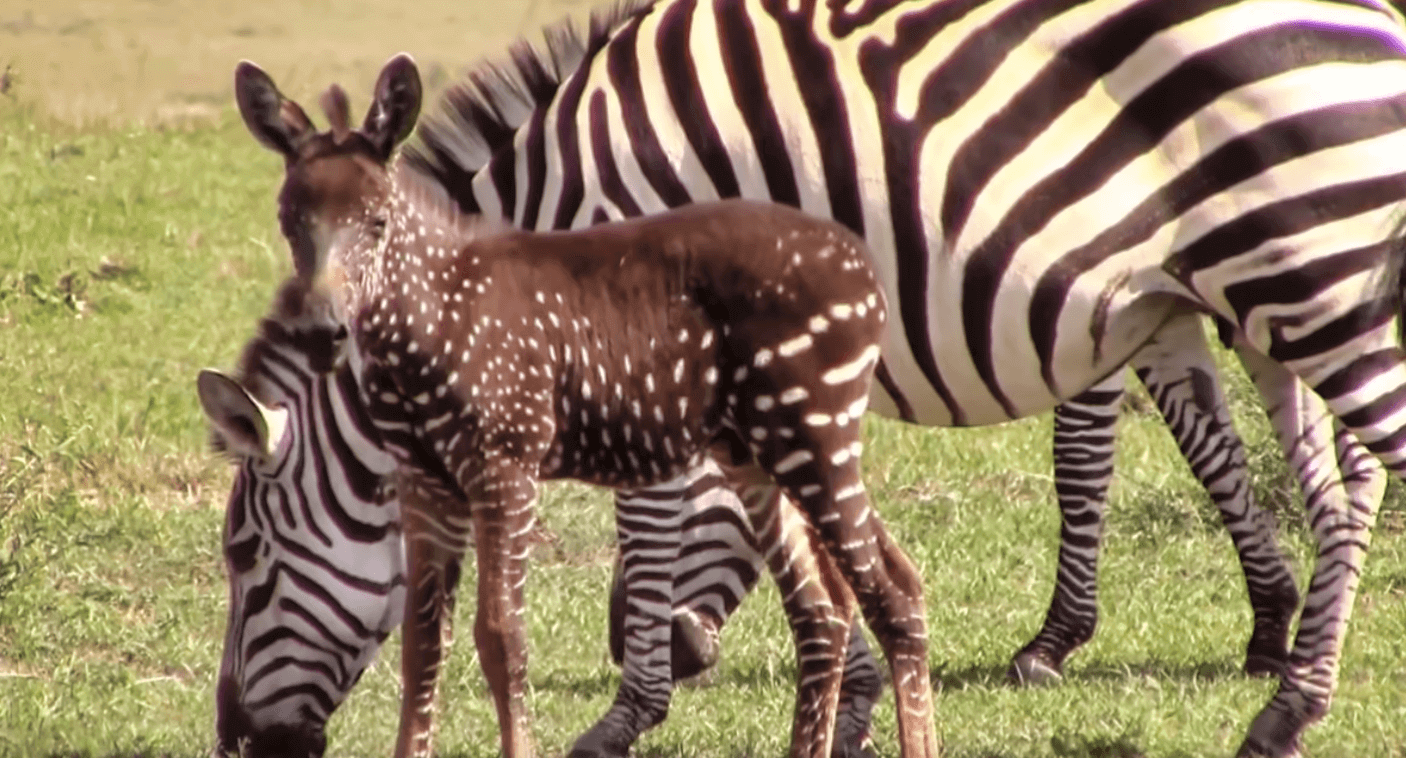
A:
[[1007, 651, 1064, 687]]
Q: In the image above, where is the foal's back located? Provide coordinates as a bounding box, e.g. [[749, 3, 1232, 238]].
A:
[[459, 200, 877, 322], [373, 199, 886, 490]]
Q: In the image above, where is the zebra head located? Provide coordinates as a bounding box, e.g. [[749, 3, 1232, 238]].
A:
[[198, 279, 404, 758]]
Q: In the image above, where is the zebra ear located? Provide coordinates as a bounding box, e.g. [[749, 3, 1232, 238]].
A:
[[235, 59, 315, 159], [196, 370, 289, 460], [362, 53, 422, 162]]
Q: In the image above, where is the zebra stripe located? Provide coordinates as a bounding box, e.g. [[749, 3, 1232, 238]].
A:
[[200, 286, 404, 758], [403, 0, 1406, 755]]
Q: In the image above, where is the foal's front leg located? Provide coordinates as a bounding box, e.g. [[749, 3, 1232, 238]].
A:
[[395, 481, 468, 758], [471, 468, 539, 758]]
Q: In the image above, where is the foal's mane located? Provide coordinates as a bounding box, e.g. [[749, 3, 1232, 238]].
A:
[[393, 160, 511, 246], [402, 0, 657, 210]]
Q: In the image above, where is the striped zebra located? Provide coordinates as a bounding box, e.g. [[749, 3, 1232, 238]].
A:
[[195, 287, 405, 757], [412, 0, 1309, 707], [393, 0, 1406, 755]]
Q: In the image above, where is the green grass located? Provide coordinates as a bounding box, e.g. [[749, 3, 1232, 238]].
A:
[[1, 99, 1404, 758]]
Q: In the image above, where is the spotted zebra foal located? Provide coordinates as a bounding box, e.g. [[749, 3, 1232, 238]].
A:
[[198, 277, 886, 758], [235, 56, 937, 758]]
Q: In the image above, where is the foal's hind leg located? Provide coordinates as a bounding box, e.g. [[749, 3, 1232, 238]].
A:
[[604, 465, 882, 757], [713, 452, 856, 758], [727, 387, 937, 756]]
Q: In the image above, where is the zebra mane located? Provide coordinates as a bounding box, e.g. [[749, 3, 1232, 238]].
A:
[[216, 278, 347, 445], [393, 160, 511, 246], [401, 0, 657, 210]]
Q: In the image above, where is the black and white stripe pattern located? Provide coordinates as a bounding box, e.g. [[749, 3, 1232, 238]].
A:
[[198, 285, 404, 758], [400, 1, 1406, 754]]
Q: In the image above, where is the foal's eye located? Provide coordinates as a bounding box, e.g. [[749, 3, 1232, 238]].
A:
[[370, 216, 388, 236]]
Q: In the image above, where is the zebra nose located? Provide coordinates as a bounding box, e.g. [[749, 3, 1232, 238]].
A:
[[215, 675, 254, 756], [215, 676, 328, 758]]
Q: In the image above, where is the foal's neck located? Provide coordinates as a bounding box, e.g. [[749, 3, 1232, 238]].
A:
[[338, 163, 496, 318]]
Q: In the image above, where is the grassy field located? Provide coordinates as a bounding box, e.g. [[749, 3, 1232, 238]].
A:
[[1, 2, 1405, 757]]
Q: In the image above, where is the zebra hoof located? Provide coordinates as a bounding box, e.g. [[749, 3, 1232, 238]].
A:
[[1236, 736, 1303, 758], [1242, 652, 1286, 679], [1236, 704, 1306, 758], [567, 735, 630, 758], [671, 608, 722, 681], [1006, 652, 1064, 687], [568, 723, 632, 758], [831, 729, 875, 758]]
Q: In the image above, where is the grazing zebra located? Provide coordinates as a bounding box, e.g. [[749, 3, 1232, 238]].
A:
[[394, 0, 1406, 755], [408, 0, 1312, 703], [232, 55, 942, 758], [195, 284, 405, 758]]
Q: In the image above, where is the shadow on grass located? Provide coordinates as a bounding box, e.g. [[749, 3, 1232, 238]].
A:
[[41, 752, 209, 758], [1049, 729, 1152, 758], [932, 654, 1247, 692], [532, 666, 620, 699], [580, 649, 1252, 699]]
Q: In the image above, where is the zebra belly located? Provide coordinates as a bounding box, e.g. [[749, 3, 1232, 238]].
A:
[[875, 279, 1179, 428]]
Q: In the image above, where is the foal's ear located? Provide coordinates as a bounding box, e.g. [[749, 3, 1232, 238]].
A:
[[363, 53, 422, 162], [235, 60, 314, 159], [196, 370, 289, 460]]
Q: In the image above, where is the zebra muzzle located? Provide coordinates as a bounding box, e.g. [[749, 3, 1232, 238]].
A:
[[215, 675, 328, 758]]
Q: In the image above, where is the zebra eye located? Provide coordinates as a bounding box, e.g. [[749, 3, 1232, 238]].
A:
[[370, 216, 387, 237], [225, 534, 261, 574]]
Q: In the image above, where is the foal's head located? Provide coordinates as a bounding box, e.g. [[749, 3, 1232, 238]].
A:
[[235, 54, 422, 282]]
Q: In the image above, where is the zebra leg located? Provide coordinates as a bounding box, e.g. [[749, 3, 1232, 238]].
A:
[[571, 481, 686, 758], [1009, 373, 1123, 685], [1234, 348, 1386, 758], [1136, 319, 1299, 678], [605, 463, 755, 681], [468, 471, 538, 758], [608, 551, 725, 679], [834, 619, 883, 758], [393, 480, 468, 758]]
